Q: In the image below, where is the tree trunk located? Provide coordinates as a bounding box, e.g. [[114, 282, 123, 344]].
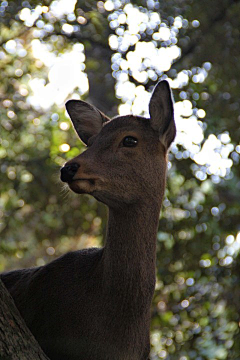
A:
[[0, 279, 49, 360]]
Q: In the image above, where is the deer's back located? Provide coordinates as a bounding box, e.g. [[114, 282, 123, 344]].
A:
[[1, 248, 105, 359], [1, 248, 150, 360]]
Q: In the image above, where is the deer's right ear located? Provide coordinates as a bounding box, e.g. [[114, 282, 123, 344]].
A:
[[149, 80, 176, 149], [66, 100, 110, 145]]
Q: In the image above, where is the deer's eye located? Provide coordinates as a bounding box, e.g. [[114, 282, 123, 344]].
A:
[[122, 136, 138, 147]]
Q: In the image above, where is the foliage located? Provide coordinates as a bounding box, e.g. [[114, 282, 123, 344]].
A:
[[0, 0, 239, 359]]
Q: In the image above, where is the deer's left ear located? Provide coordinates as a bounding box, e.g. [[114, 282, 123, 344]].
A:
[[66, 100, 110, 146], [149, 80, 176, 149]]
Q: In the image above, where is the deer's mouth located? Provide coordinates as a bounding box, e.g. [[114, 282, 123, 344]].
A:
[[72, 178, 95, 185], [68, 178, 96, 194]]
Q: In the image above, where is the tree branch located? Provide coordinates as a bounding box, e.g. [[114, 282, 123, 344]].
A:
[[0, 279, 49, 359]]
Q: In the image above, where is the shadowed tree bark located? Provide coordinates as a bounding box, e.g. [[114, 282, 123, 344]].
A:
[[0, 279, 49, 360]]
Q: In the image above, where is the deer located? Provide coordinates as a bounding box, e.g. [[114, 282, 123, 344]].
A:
[[1, 80, 176, 360]]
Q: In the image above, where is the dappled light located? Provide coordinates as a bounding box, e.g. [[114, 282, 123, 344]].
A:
[[29, 42, 88, 109]]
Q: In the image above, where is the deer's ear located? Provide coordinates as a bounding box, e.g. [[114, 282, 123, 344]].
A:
[[66, 100, 110, 145], [149, 80, 176, 149]]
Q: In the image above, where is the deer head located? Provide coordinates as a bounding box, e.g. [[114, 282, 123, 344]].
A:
[[61, 81, 176, 209]]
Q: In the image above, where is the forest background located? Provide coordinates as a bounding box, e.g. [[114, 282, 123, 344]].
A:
[[0, 0, 240, 359]]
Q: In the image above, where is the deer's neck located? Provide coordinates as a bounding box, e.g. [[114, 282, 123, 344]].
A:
[[102, 200, 161, 306]]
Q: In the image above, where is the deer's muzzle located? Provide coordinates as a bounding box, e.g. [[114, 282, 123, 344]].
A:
[[60, 163, 80, 183]]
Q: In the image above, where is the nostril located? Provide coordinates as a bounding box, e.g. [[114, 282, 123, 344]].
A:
[[60, 163, 80, 183], [68, 163, 80, 174]]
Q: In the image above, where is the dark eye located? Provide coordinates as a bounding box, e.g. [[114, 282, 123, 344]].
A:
[[122, 136, 138, 147]]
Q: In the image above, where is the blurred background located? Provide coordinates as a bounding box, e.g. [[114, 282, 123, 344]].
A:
[[0, 0, 240, 359]]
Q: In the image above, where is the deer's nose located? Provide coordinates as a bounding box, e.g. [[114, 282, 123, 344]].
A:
[[60, 163, 80, 183]]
